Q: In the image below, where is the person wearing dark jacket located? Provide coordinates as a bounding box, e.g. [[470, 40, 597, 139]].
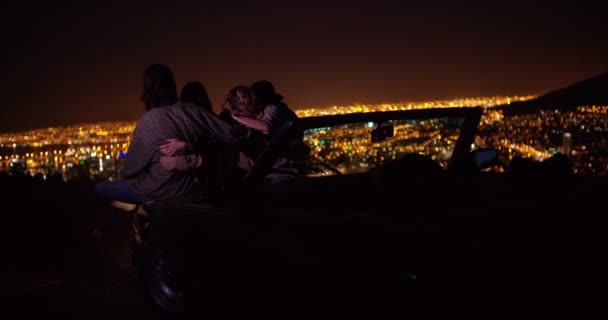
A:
[[94, 64, 249, 206]]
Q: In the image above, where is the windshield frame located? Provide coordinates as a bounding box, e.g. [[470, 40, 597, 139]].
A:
[[298, 106, 483, 172]]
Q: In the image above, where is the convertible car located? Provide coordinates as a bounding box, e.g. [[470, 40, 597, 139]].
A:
[[132, 106, 608, 319]]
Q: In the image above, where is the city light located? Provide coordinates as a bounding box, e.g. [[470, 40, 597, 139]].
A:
[[0, 100, 607, 180]]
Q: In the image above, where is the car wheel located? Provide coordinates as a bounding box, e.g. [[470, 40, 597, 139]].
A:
[[136, 234, 185, 314]]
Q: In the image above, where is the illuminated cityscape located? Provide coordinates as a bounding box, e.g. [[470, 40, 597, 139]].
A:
[[295, 95, 535, 117], [0, 121, 134, 181], [476, 106, 608, 175], [1, 95, 607, 180], [304, 117, 463, 175]]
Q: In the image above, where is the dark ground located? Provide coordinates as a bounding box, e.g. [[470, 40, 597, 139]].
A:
[[2, 173, 608, 319], [1, 175, 162, 319]]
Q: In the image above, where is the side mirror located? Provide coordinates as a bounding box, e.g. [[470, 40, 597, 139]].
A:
[[371, 124, 394, 143], [471, 147, 499, 169]]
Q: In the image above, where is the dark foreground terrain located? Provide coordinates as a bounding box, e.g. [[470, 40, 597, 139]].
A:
[[1, 175, 158, 318], [2, 173, 608, 319]]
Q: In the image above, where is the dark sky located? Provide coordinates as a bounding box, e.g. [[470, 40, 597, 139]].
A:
[[1, 1, 606, 132]]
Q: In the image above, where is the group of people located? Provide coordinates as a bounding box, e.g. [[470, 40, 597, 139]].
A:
[[94, 63, 307, 214]]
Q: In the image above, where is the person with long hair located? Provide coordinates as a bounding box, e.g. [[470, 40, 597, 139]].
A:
[[159, 85, 259, 181], [159, 80, 214, 157], [180, 80, 212, 112], [94, 64, 250, 212]]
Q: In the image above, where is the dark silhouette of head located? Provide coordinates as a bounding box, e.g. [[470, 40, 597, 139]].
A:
[[373, 153, 443, 182], [251, 80, 284, 106], [509, 156, 540, 175], [180, 81, 212, 112], [223, 85, 258, 117], [510, 154, 572, 178], [541, 153, 573, 176], [141, 64, 178, 110]]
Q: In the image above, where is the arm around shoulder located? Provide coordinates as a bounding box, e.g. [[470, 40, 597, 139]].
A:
[[232, 114, 271, 133]]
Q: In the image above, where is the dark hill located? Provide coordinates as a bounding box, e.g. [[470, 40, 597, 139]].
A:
[[498, 72, 608, 115]]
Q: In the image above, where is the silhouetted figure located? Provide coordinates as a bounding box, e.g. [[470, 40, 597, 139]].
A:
[[159, 85, 254, 187], [94, 64, 178, 206], [248, 80, 297, 135], [541, 153, 573, 176], [371, 153, 443, 189], [221, 85, 266, 170], [160, 81, 213, 172], [95, 64, 250, 210], [230, 80, 309, 182], [158, 81, 308, 190], [509, 156, 540, 176], [510, 153, 572, 177], [180, 81, 212, 112], [254, 80, 310, 160]]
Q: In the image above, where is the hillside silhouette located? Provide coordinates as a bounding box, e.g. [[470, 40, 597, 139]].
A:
[[498, 72, 608, 115]]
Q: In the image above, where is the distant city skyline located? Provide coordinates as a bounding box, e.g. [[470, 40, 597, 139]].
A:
[[1, 1, 607, 132], [2, 96, 607, 180], [0, 95, 532, 135]]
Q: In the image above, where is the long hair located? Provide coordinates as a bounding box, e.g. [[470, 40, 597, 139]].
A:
[[180, 81, 212, 112], [141, 64, 178, 110]]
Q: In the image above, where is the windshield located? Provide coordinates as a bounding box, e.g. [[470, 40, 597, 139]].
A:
[[303, 116, 465, 176]]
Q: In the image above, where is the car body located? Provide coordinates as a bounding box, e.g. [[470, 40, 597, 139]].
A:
[[134, 106, 608, 318]]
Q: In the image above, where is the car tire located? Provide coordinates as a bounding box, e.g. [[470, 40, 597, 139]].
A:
[[134, 232, 185, 314]]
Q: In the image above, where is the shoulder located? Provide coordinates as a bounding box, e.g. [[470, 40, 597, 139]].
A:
[[276, 102, 298, 120], [135, 106, 182, 135], [135, 108, 166, 128], [142, 106, 171, 120], [173, 101, 212, 116], [166, 101, 205, 121], [167, 101, 192, 113], [260, 104, 280, 122]]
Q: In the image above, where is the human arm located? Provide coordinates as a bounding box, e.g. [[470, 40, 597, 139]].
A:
[[160, 139, 194, 156], [160, 154, 204, 172], [188, 107, 251, 144], [231, 114, 271, 133], [254, 104, 281, 134]]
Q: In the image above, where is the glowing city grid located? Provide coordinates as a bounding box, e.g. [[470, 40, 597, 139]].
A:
[[1, 95, 607, 180]]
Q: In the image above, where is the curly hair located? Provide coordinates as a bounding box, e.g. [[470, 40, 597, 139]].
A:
[[222, 85, 260, 117], [141, 64, 178, 110]]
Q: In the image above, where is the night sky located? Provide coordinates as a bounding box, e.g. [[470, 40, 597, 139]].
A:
[[1, 1, 606, 132]]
